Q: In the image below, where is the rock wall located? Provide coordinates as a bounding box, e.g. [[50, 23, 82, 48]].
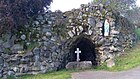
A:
[[0, 3, 137, 78]]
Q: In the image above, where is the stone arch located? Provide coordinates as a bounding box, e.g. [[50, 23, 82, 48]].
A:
[[68, 34, 98, 65]]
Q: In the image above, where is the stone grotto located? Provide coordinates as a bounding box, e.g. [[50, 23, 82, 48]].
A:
[[68, 35, 98, 65], [0, 3, 137, 78]]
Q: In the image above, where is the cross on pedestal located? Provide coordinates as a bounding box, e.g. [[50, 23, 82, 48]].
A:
[[75, 48, 81, 62]]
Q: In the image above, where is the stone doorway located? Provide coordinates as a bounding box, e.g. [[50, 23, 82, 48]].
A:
[[69, 36, 98, 65]]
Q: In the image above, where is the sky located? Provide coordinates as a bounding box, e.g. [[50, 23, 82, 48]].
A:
[[137, 0, 140, 6], [50, 0, 140, 12], [50, 0, 92, 12]]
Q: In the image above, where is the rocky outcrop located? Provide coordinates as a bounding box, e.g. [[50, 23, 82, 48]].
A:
[[0, 3, 137, 78]]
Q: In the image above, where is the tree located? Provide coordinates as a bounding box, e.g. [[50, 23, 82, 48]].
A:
[[93, 0, 136, 14], [125, 7, 140, 27], [0, 0, 52, 35], [92, 0, 139, 27]]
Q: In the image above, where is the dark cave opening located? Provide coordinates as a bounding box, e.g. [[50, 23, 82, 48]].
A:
[[69, 37, 97, 65]]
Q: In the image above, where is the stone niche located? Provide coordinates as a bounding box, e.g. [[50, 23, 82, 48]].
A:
[[68, 35, 98, 65]]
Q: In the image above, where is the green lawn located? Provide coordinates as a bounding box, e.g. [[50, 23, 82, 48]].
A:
[[19, 70, 71, 79]]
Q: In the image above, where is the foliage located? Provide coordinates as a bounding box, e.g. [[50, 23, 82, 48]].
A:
[[52, 19, 68, 38], [92, 0, 140, 26], [125, 7, 140, 26], [15, 25, 40, 50], [3, 48, 11, 54], [135, 28, 140, 39], [0, 0, 52, 35], [93, 0, 136, 14], [92, 0, 140, 29]]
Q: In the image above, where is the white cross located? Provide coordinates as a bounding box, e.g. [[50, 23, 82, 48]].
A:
[[75, 48, 81, 62]]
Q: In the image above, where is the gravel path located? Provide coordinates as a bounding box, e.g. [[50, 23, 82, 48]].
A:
[[71, 66, 140, 79]]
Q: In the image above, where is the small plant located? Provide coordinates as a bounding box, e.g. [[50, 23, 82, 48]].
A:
[[135, 28, 140, 40], [3, 48, 11, 54], [6, 75, 16, 79], [27, 42, 39, 50]]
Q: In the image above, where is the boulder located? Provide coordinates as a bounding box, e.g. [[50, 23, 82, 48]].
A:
[[11, 44, 23, 52], [106, 58, 115, 68], [106, 54, 115, 67], [88, 17, 96, 26], [0, 57, 4, 69], [0, 40, 4, 44], [33, 49, 40, 55], [46, 32, 52, 36], [0, 46, 4, 53], [8, 70, 15, 76], [3, 42, 11, 48], [20, 34, 26, 40], [0, 70, 2, 78], [110, 30, 119, 35]]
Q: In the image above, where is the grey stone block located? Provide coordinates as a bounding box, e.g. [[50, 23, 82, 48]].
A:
[[65, 61, 92, 69]]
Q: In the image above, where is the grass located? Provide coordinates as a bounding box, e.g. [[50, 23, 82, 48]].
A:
[[96, 42, 140, 71], [19, 41, 140, 79], [18, 68, 88, 79], [96, 28, 140, 71], [19, 70, 71, 79]]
